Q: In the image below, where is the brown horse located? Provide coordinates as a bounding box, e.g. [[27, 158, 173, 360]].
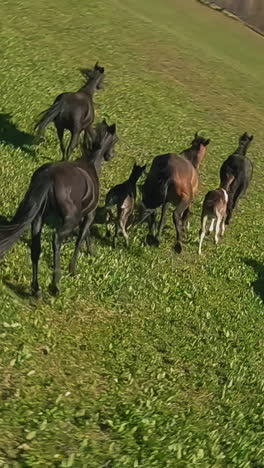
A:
[[141, 133, 210, 252]]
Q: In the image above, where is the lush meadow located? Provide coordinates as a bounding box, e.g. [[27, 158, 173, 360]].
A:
[[0, 0, 264, 465]]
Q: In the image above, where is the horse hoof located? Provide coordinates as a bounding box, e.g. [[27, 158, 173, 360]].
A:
[[49, 284, 59, 296], [31, 289, 42, 299], [146, 234, 160, 247], [174, 242, 182, 254]]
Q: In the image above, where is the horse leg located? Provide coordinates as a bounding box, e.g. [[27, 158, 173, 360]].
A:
[[113, 207, 122, 248], [182, 207, 191, 237], [232, 182, 246, 213], [220, 215, 226, 237], [225, 187, 235, 225], [208, 218, 215, 235], [85, 235, 95, 256], [157, 202, 168, 241], [50, 231, 62, 296], [172, 210, 183, 253], [173, 200, 189, 253], [225, 180, 243, 225], [214, 214, 221, 245], [119, 208, 131, 247], [198, 215, 208, 255], [85, 126, 96, 141], [55, 123, 66, 160], [105, 207, 113, 238], [146, 211, 159, 246], [69, 210, 95, 276], [50, 215, 79, 295], [31, 215, 43, 297], [65, 129, 80, 160]]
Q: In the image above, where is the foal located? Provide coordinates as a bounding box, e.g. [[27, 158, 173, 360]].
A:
[[220, 132, 253, 224], [198, 176, 234, 255], [0, 119, 117, 296], [141, 133, 210, 252], [35, 62, 105, 160], [105, 163, 146, 246]]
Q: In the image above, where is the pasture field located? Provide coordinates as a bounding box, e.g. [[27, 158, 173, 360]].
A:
[[0, 0, 264, 466]]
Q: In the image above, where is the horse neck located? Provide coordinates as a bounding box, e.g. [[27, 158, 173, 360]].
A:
[[182, 147, 199, 169], [129, 172, 141, 185], [92, 150, 105, 174], [81, 148, 104, 174], [235, 142, 248, 156], [80, 80, 97, 95]]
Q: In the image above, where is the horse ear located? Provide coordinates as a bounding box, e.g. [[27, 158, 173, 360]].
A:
[[100, 66, 105, 73], [94, 61, 99, 68], [194, 131, 198, 139], [142, 164, 147, 171], [108, 123, 116, 135], [205, 139, 210, 146], [250, 135, 254, 141]]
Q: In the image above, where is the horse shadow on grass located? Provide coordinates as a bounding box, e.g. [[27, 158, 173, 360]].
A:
[[2, 279, 32, 299], [243, 258, 264, 302], [0, 215, 10, 226], [0, 113, 35, 157]]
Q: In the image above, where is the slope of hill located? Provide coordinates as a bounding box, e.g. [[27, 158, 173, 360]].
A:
[[0, 0, 263, 465]]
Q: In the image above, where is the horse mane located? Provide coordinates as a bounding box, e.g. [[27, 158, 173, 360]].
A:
[[80, 67, 98, 84], [81, 120, 109, 160], [181, 136, 209, 168], [80, 63, 104, 84]]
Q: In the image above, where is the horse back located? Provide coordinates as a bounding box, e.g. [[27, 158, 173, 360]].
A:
[[143, 153, 198, 209], [167, 155, 199, 203], [220, 154, 253, 187], [54, 91, 94, 128], [48, 162, 99, 217]]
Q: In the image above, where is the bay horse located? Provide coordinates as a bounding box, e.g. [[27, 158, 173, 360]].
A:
[[0, 119, 117, 296], [34, 62, 105, 160], [220, 132, 253, 224], [141, 133, 210, 252], [105, 163, 146, 247]]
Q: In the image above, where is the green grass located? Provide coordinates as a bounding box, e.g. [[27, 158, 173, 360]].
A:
[[0, 0, 264, 466]]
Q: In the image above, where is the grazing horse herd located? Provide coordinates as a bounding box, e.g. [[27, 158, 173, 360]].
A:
[[0, 63, 253, 295]]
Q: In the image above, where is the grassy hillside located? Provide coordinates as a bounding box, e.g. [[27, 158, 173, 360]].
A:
[[0, 0, 263, 466]]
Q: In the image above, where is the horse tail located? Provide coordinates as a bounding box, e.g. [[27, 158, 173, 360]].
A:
[[34, 100, 63, 138], [0, 171, 51, 257]]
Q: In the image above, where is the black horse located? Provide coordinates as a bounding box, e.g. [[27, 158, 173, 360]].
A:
[[35, 62, 105, 160], [0, 119, 117, 296], [220, 132, 253, 224]]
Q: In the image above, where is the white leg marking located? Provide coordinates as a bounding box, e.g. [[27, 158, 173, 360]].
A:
[[198, 215, 207, 255], [221, 217, 226, 236], [209, 218, 215, 234], [215, 214, 221, 245]]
